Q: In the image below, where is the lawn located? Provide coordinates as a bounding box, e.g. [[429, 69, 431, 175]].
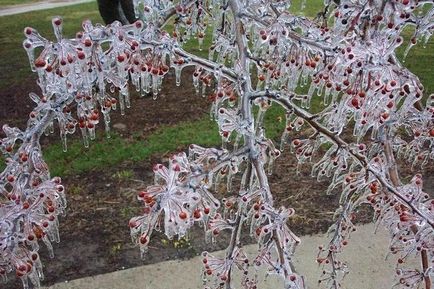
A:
[[0, 1, 433, 176], [0, 2, 103, 90], [0, 0, 40, 8]]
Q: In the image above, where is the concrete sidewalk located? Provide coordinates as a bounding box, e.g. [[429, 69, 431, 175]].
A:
[[0, 0, 94, 17], [42, 223, 417, 289]]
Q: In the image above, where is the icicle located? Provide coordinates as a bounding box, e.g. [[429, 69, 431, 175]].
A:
[[21, 277, 29, 289], [88, 126, 96, 140], [175, 67, 182, 86], [226, 172, 233, 193], [209, 46, 215, 61], [233, 134, 241, 151], [60, 132, 67, 152], [105, 121, 111, 138], [255, 108, 266, 129], [118, 92, 125, 115], [201, 83, 207, 97], [80, 127, 89, 148], [193, 74, 200, 94], [280, 130, 288, 151], [49, 121, 54, 134], [122, 87, 130, 108], [267, 155, 275, 175], [23, 41, 36, 72], [210, 102, 216, 120], [152, 75, 159, 99], [133, 74, 140, 92], [402, 43, 415, 61], [198, 36, 204, 51], [51, 17, 63, 41]]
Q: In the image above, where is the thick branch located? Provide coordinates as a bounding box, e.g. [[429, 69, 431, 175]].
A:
[[174, 48, 238, 82], [251, 90, 434, 229]]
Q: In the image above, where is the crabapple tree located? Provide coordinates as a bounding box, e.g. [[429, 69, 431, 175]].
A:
[[1, 0, 434, 289]]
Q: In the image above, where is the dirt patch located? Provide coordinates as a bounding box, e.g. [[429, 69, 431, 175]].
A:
[[0, 67, 210, 135], [0, 75, 38, 129], [1, 69, 434, 289]]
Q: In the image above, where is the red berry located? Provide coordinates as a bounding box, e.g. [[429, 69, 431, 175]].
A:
[[117, 54, 125, 62], [53, 18, 62, 26], [161, 65, 169, 73], [77, 51, 85, 60], [351, 98, 359, 108], [83, 39, 92, 47], [140, 235, 148, 244], [179, 211, 187, 220], [135, 20, 143, 28], [34, 58, 46, 68], [193, 209, 201, 219]]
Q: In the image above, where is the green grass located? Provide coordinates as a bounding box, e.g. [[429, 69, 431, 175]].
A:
[[42, 118, 220, 176], [0, 2, 103, 90], [0, 1, 433, 177], [0, 0, 39, 8]]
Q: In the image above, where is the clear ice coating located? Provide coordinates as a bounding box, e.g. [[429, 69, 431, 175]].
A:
[[1, 1, 434, 289]]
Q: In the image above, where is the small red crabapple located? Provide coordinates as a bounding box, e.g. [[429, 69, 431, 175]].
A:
[[83, 38, 92, 47], [53, 17, 62, 26], [140, 235, 148, 244], [179, 211, 188, 220], [34, 58, 46, 68], [351, 98, 359, 108]]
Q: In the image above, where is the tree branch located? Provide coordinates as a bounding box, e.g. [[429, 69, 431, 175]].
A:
[[251, 90, 434, 229]]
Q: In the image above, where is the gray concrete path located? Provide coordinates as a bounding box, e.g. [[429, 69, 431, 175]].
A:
[[0, 0, 94, 17], [42, 223, 417, 289]]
